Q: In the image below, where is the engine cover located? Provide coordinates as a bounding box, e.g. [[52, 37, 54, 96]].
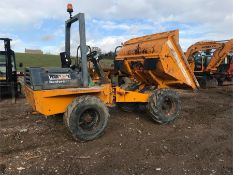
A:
[[25, 67, 82, 90]]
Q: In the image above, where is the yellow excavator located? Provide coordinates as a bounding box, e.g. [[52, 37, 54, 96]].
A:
[[24, 4, 199, 141], [185, 39, 233, 87]]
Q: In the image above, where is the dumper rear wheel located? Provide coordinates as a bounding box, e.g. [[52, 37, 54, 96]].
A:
[[64, 96, 109, 141], [147, 89, 180, 124]]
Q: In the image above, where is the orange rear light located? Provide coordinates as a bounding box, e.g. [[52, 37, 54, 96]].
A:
[[67, 3, 73, 13]]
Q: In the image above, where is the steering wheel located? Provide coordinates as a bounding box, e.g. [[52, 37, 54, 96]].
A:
[[87, 51, 98, 58]]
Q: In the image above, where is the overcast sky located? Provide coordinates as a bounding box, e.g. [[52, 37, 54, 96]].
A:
[[0, 0, 232, 55]]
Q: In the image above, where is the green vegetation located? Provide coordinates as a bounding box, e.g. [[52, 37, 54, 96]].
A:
[[15, 53, 114, 71], [16, 53, 61, 71]]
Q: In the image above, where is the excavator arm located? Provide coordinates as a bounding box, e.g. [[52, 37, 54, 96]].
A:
[[206, 39, 233, 72]]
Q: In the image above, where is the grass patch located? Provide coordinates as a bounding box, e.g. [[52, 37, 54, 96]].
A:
[[16, 53, 61, 71], [15, 53, 114, 71]]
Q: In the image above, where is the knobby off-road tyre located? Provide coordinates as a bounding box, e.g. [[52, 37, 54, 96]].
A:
[[147, 89, 181, 124], [64, 96, 109, 141]]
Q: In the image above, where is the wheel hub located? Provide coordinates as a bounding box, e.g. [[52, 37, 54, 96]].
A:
[[161, 97, 175, 117], [79, 109, 99, 131]]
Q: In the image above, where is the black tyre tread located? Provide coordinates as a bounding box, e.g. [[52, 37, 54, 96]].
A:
[[64, 95, 109, 141], [64, 95, 87, 129], [147, 88, 181, 124]]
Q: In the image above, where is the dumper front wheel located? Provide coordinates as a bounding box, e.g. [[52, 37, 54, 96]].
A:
[[147, 89, 181, 124], [64, 96, 109, 141]]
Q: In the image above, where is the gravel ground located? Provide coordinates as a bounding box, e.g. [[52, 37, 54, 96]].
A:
[[0, 85, 233, 175]]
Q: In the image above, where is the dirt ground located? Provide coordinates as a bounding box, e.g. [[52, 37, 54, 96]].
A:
[[0, 85, 233, 175]]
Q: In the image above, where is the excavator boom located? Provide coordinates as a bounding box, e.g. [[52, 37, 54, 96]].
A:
[[206, 39, 233, 72], [185, 41, 223, 61]]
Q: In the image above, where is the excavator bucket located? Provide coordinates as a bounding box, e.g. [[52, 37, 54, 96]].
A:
[[115, 30, 199, 89]]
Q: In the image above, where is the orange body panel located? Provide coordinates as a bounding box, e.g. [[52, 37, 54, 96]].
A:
[[24, 84, 152, 116], [115, 87, 150, 103], [24, 84, 113, 116]]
